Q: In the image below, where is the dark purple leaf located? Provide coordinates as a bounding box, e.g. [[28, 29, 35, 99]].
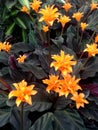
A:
[[81, 84, 98, 96]]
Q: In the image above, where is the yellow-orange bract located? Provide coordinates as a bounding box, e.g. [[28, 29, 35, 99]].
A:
[[43, 74, 82, 98], [90, 3, 98, 11], [8, 80, 37, 107], [0, 42, 4, 51], [80, 22, 88, 31], [58, 15, 71, 28], [58, 75, 82, 97], [50, 50, 76, 75], [95, 34, 98, 43], [30, 0, 42, 13], [17, 54, 27, 63], [72, 12, 83, 22], [39, 5, 60, 26], [43, 75, 60, 93], [71, 92, 89, 109], [42, 25, 49, 32], [0, 41, 11, 52], [62, 2, 72, 12], [83, 43, 98, 57], [21, 6, 29, 14]]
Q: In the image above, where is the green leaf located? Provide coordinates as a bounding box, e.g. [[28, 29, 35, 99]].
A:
[[0, 108, 11, 127], [28, 30, 38, 48], [11, 42, 32, 53], [54, 109, 86, 130], [51, 36, 64, 48], [66, 25, 76, 50], [0, 93, 8, 108], [30, 109, 86, 130], [10, 108, 31, 130], [5, 0, 17, 10], [80, 102, 98, 122], [25, 102, 52, 112], [5, 22, 15, 36], [62, 45, 77, 58], [0, 67, 9, 76], [87, 10, 98, 32], [18, 60, 47, 79], [22, 29, 27, 42], [18, 0, 30, 9], [0, 52, 9, 65], [34, 48, 49, 73], [14, 17, 27, 29], [80, 57, 98, 79]]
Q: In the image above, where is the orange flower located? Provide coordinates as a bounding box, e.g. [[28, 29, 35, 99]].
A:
[[17, 54, 27, 63], [80, 22, 88, 31], [43, 75, 60, 93], [58, 15, 71, 28], [62, 2, 72, 12], [83, 43, 98, 57], [0, 42, 5, 51], [71, 92, 89, 109], [72, 12, 83, 22], [3, 42, 12, 52], [39, 5, 60, 26], [50, 50, 76, 75], [30, 0, 42, 13], [21, 6, 29, 14], [8, 80, 37, 106], [0, 41, 12, 52], [95, 34, 98, 43], [58, 75, 82, 97], [90, 3, 98, 11], [42, 25, 49, 32]]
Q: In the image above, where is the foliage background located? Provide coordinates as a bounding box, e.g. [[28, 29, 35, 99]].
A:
[[0, 0, 98, 130]]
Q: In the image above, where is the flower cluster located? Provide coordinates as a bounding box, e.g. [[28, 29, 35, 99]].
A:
[[8, 0, 98, 110], [17, 54, 27, 63], [8, 80, 37, 106], [83, 34, 98, 57], [0, 41, 11, 52], [43, 50, 89, 109]]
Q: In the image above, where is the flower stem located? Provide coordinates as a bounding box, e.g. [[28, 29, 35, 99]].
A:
[[78, 31, 83, 48], [79, 57, 89, 72], [47, 30, 51, 69], [83, 10, 91, 22], [21, 103, 24, 130], [88, 30, 96, 44], [77, 22, 79, 42], [61, 27, 64, 36]]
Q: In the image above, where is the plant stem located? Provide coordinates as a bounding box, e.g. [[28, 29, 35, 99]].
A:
[[77, 22, 79, 43], [83, 10, 91, 22], [21, 103, 24, 130], [61, 27, 64, 36], [79, 57, 89, 72], [78, 31, 83, 47], [88, 30, 96, 44], [29, 14, 44, 44], [47, 30, 51, 69]]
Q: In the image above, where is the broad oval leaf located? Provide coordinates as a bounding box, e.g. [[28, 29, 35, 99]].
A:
[[0, 108, 11, 127], [0, 52, 9, 65], [10, 42, 32, 53], [30, 109, 86, 130], [80, 57, 98, 79], [87, 10, 98, 32], [18, 60, 47, 79]]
